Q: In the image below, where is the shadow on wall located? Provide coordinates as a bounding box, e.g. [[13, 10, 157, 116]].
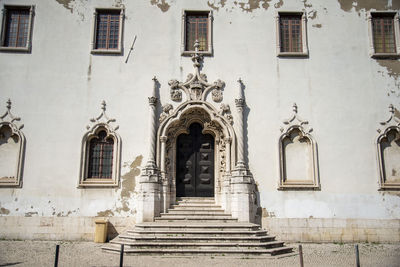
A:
[[107, 222, 119, 241]]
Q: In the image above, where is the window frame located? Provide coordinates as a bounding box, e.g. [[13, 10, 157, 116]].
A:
[[0, 5, 34, 52], [368, 11, 400, 58], [91, 8, 124, 55], [79, 125, 121, 188], [181, 10, 213, 56], [276, 11, 308, 57]]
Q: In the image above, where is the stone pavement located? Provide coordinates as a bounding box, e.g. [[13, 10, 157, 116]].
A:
[[0, 240, 399, 267]]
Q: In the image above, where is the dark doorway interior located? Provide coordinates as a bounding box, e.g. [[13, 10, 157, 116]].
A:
[[176, 123, 215, 197]]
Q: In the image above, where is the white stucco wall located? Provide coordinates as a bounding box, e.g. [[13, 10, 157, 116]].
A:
[[0, 0, 399, 240]]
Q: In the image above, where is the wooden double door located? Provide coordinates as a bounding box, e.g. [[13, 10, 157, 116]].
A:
[[176, 123, 215, 197]]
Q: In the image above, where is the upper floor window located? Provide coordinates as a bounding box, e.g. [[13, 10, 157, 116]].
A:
[[91, 8, 124, 54], [181, 10, 213, 56], [368, 12, 400, 58], [0, 5, 34, 52], [276, 12, 308, 57]]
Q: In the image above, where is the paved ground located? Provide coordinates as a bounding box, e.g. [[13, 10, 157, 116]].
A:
[[0, 240, 399, 267]]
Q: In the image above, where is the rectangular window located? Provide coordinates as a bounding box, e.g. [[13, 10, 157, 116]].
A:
[[280, 15, 302, 53], [186, 13, 208, 51], [91, 8, 124, 54], [182, 10, 212, 56], [369, 12, 400, 58], [276, 12, 308, 57], [0, 5, 34, 52]]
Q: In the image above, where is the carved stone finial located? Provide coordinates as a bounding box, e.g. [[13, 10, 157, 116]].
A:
[[293, 103, 298, 114], [237, 78, 244, 100], [191, 40, 203, 68], [87, 101, 118, 131], [152, 76, 158, 98], [281, 103, 311, 133], [377, 104, 400, 133], [194, 40, 200, 52], [6, 99, 11, 111]]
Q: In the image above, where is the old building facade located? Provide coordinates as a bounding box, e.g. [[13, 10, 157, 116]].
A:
[[0, 0, 400, 243]]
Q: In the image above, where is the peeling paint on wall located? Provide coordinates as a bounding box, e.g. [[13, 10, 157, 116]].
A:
[[274, 0, 283, 8], [25, 212, 38, 217], [377, 60, 400, 80], [235, 0, 272, 12], [0, 207, 10, 215], [55, 0, 74, 13], [337, 0, 400, 12], [207, 0, 227, 11], [150, 0, 170, 12], [97, 155, 143, 216], [312, 23, 322, 28]]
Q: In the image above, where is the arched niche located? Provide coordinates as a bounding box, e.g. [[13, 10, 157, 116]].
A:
[[0, 123, 25, 187], [278, 104, 320, 190], [377, 127, 400, 190]]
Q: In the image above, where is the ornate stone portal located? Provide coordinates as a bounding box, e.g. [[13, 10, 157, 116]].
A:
[[136, 41, 258, 223]]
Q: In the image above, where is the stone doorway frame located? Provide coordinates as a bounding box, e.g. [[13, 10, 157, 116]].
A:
[[157, 102, 236, 213]]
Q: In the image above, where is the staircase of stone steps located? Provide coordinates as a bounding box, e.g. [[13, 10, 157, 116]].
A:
[[102, 197, 293, 256]]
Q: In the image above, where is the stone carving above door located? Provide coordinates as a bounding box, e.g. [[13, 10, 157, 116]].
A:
[[169, 41, 225, 103]]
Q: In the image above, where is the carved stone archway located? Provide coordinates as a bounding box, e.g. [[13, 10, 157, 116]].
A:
[[157, 102, 236, 213]]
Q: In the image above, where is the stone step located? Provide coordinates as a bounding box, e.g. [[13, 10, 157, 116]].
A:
[[169, 206, 224, 211], [163, 210, 226, 215], [128, 230, 268, 237], [110, 240, 285, 249], [117, 234, 276, 242], [176, 198, 215, 204], [171, 204, 222, 208], [102, 246, 293, 256], [156, 215, 234, 220], [134, 222, 260, 230]]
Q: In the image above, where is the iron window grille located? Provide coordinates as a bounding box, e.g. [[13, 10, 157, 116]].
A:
[[91, 8, 124, 54], [0, 5, 34, 52], [87, 131, 114, 179], [368, 12, 400, 58], [276, 12, 308, 57], [181, 10, 213, 56], [280, 15, 302, 52]]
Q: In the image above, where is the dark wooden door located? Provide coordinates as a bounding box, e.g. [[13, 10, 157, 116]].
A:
[[176, 123, 214, 197]]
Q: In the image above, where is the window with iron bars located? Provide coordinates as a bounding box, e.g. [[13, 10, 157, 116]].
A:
[[0, 5, 34, 51], [372, 14, 396, 54], [186, 13, 208, 52], [87, 130, 114, 179], [182, 10, 212, 56], [279, 14, 302, 53], [92, 8, 124, 54]]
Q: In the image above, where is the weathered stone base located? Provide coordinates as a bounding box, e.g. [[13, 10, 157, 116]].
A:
[[262, 218, 400, 243], [0, 216, 398, 243], [0, 216, 134, 241]]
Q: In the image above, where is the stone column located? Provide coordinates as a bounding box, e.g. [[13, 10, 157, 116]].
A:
[[230, 78, 255, 222], [136, 77, 161, 223], [221, 137, 232, 213], [159, 136, 169, 213]]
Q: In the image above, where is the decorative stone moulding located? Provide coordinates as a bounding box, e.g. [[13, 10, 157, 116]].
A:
[[78, 101, 121, 188], [0, 99, 25, 187], [169, 41, 225, 103], [278, 103, 320, 190], [376, 104, 400, 190]]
